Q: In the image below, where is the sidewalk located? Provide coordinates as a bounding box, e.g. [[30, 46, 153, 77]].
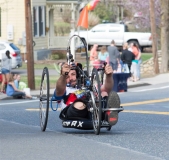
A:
[[127, 73, 169, 87], [1, 73, 169, 100]]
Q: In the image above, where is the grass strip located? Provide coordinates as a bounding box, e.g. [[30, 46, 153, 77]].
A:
[[20, 75, 58, 90], [141, 53, 152, 62]]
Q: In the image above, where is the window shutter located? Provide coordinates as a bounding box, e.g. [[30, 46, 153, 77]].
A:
[[33, 7, 37, 36], [44, 6, 46, 36], [39, 6, 42, 36]]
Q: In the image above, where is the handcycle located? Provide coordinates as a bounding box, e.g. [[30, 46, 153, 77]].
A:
[[39, 35, 124, 135]]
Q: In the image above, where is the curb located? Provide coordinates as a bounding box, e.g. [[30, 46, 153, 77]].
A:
[[128, 83, 151, 88], [1, 94, 53, 100]]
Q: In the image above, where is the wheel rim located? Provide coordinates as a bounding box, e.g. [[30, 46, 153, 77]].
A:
[[91, 68, 102, 135], [39, 67, 49, 131], [40, 73, 47, 128], [89, 91, 99, 131]]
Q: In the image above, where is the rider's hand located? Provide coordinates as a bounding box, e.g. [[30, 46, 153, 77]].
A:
[[61, 63, 70, 77], [104, 64, 113, 75]]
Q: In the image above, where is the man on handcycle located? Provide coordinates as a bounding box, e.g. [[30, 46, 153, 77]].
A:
[[54, 62, 120, 126]]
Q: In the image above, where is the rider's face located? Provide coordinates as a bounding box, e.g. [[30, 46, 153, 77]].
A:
[[67, 70, 77, 87]]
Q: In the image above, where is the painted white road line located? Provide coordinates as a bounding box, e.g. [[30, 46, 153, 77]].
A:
[[26, 108, 61, 111], [0, 100, 39, 106], [123, 110, 169, 115], [131, 85, 169, 92], [121, 98, 169, 106]]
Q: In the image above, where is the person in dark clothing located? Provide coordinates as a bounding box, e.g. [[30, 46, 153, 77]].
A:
[[107, 40, 120, 71], [121, 43, 135, 74]]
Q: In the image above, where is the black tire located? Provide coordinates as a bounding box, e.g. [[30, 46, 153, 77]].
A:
[[98, 70, 104, 85], [110, 91, 121, 107], [91, 68, 102, 135], [39, 67, 50, 131], [106, 126, 112, 131]]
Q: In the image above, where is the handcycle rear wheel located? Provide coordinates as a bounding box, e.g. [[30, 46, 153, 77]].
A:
[[97, 69, 112, 131], [106, 126, 112, 131], [39, 67, 50, 131], [91, 68, 102, 135]]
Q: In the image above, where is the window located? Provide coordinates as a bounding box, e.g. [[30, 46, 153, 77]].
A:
[[33, 6, 39, 37], [92, 27, 106, 32], [109, 25, 121, 32], [10, 43, 20, 50], [33, 6, 46, 37], [0, 7, 1, 37], [39, 6, 45, 36], [109, 27, 120, 32]]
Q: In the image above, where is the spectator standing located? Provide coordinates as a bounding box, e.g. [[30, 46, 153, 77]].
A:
[[128, 43, 133, 52], [0, 50, 12, 93], [137, 50, 142, 80], [130, 43, 140, 82], [107, 40, 120, 71], [121, 43, 135, 74], [98, 46, 109, 63], [89, 44, 98, 72], [90, 44, 98, 61]]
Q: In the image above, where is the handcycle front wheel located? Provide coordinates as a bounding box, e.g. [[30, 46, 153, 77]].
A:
[[91, 68, 102, 135], [39, 67, 50, 131]]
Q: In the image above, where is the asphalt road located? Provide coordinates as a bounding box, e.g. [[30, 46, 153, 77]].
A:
[[0, 83, 169, 160]]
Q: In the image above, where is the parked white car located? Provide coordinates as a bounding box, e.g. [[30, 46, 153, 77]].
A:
[[0, 41, 22, 69], [74, 23, 152, 51]]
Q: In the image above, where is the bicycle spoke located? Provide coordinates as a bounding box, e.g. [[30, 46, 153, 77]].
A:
[[39, 67, 50, 131]]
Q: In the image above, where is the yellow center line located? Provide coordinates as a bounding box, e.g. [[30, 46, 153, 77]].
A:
[[26, 98, 169, 116], [121, 98, 169, 106], [123, 110, 169, 115]]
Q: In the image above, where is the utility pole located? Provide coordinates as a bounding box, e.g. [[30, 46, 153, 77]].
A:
[[25, 0, 35, 89], [149, 0, 159, 74]]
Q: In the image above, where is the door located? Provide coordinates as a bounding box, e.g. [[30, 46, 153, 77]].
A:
[[106, 24, 124, 46], [88, 24, 108, 45]]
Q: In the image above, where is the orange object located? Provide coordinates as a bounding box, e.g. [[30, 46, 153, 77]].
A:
[[87, 0, 100, 11], [77, 6, 88, 29]]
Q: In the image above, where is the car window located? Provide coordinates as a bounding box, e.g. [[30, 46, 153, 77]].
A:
[[10, 43, 20, 50], [0, 44, 6, 50], [110, 24, 121, 28], [91, 27, 106, 32], [109, 27, 120, 32]]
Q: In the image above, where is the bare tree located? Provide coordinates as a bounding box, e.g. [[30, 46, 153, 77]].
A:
[[160, 0, 169, 73]]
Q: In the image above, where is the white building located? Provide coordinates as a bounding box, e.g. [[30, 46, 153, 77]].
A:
[[0, 0, 82, 60]]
